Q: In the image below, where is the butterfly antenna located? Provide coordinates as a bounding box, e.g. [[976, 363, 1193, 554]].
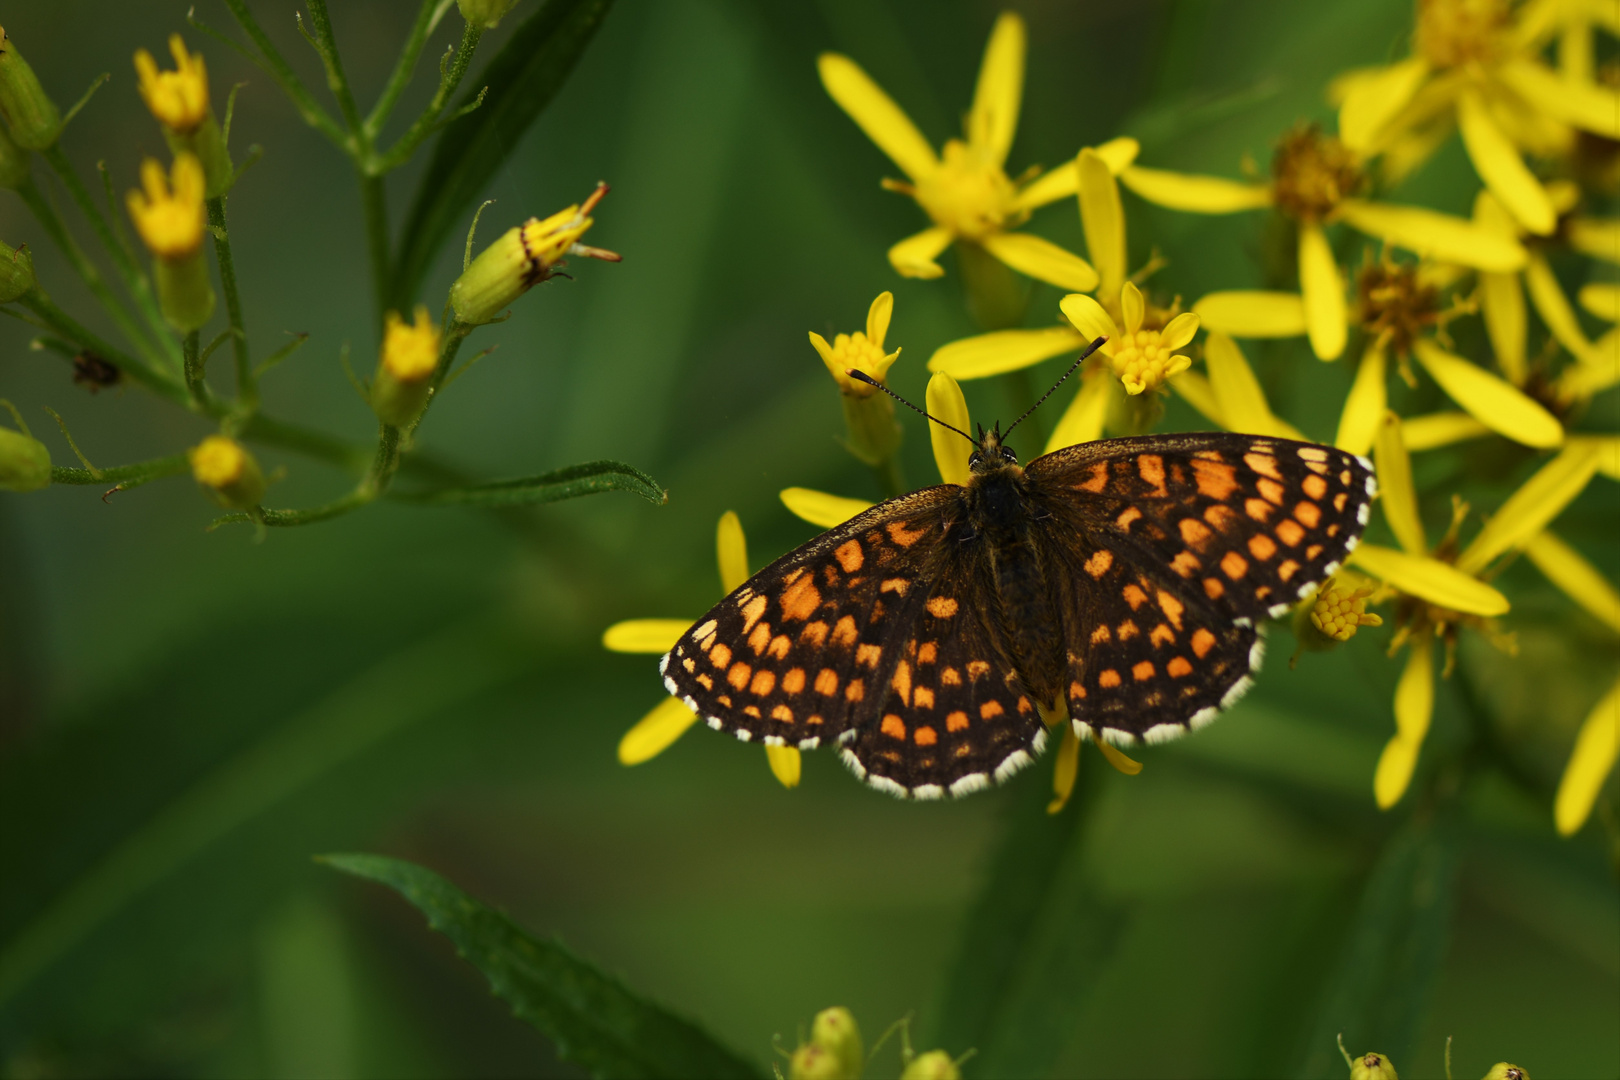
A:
[[1002, 336, 1109, 438], [846, 370, 978, 446]]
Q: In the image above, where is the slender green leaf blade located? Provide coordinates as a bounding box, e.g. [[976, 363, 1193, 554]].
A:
[[393, 459, 667, 507], [320, 854, 762, 1080], [392, 0, 615, 308]]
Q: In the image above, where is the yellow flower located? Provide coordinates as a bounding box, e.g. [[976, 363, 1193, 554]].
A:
[[818, 13, 1096, 291], [371, 306, 442, 427], [1119, 124, 1526, 361], [603, 512, 800, 788], [1553, 281, 1620, 405], [450, 183, 620, 325], [134, 35, 209, 134], [1335, 0, 1620, 234], [810, 291, 901, 396], [188, 434, 264, 510], [126, 154, 206, 259], [1310, 577, 1385, 641]]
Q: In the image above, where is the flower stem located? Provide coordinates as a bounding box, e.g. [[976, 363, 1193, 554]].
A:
[[18, 292, 184, 404], [364, 0, 443, 139], [52, 453, 189, 489], [206, 196, 255, 410], [872, 454, 907, 500], [371, 20, 483, 172], [358, 173, 391, 333]]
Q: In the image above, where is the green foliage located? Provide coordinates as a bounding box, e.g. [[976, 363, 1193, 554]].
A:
[[320, 853, 763, 1080], [394, 458, 666, 507]]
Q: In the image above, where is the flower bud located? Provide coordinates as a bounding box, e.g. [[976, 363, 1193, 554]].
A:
[[127, 154, 215, 331], [450, 184, 618, 325], [900, 1050, 960, 1080], [134, 37, 231, 197], [810, 293, 904, 467], [1481, 1065, 1528, 1080], [370, 306, 441, 427], [189, 435, 264, 509], [0, 120, 28, 189], [788, 1042, 850, 1080], [0, 239, 35, 302], [810, 1007, 862, 1080], [1349, 1051, 1398, 1080], [0, 26, 62, 150], [457, 0, 521, 28], [0, 401, 49, 492]]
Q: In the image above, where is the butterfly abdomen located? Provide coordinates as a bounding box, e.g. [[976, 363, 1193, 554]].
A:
[[968, 468, 1067, 706]]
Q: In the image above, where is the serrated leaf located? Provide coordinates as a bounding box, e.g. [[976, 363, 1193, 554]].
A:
[[320, 854, 762, 1080], [394, 459, 667, 507], [391, 0, 616, 309]]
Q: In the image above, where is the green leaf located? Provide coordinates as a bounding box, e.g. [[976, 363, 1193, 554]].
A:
[[319, 854, 762, 1080], [391, 0, 615, 309], [392, 459, 667, 507]]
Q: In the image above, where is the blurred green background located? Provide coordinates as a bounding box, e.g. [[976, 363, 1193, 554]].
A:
[[1, 1, 1616, 1077]]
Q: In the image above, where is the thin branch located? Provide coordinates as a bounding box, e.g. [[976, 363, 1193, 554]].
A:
[[370, 20, 483, 174], [363, 0, 442, 139], [209, 0, 351, 150]]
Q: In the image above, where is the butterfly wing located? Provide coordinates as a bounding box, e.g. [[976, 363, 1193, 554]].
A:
[[1027, 432, 1375, 744]]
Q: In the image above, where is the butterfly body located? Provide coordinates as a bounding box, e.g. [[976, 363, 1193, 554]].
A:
[[661, 430, 1375, 799]]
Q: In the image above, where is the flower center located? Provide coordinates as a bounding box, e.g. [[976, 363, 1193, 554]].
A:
[[914, 139, 1018, 240], [824, 331, 891, 395], [1356, 257, 1440, 355], [1271, 125, 1363, 222], [1414, 0, 1508, 69], [1108, 328, 1188, 395]]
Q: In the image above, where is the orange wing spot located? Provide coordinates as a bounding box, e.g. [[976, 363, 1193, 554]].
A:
[[1205, 503, 1239, 531], [1118, 619, 1139, 640], [856, 643, 882, 668], [1298, 446, 1330, 462], [1070, 680, 1087, 700], [835, 540, 864, 572], [1245, 497, 1273, 522], [967, 660, 991, 679], [1327, 523, 1340, 537], [1077, 462, 1108, 492], [1276, 518, 1306, 546], [1084, 549, 1114, 577], [1191, 628, 1216, 658], [886, 520, 929, 547], [1204, 577, 1225, 599], [800, 621, 829, 647], [808, 714, 824, 725], [941, 667, 962, 686], [1256, 585, 1272, 601], [1249, 534, 1277, 560], [728, 662, 752, 690], [1222, 550, 1249, 579], [779, 574, 821, 621], [1192, 458, 1240, 500], [1099, 669, 1122, 688], [772, 705, 794, 722], [980, 700, 1004, 719], [1171, 550, 1201, 577], [696, 672, 714, 689], [717, 694, 732, 707], [1302, 474, 1328, 499], [914, 725, 938, 746], [891, 660, 912, 705], [1156, 589, 1185, 628], [881, 714, 907, 739], [1277, 559, 1301, 581], [1133, 660, 1156, 681], [1179, 518, 1213, 546], [1117, 506, 1143, 531], [1150, 623, 1176, 647], [768, 635, 791, 659], [914, 686, 935, 709], [1333, 492, 1348, 511], [1257, 477, 1286, 505], [783, 668, 806, 694], [1193, 449, 1225, 461], [744, 705, 762, 718], [1017, 696, 1033, 714], [683, 657, 696, 673], [881, 578, 909, 595], [1167, 656, 1193, 677], [1122, 583, 1149, 609], [814, 668, 838, 695], [918, 642, 938, 664], [740, 594, 768, 633], [710, 643, 733, 669], [845, 679, 865, 702], [1091, 624, 1112, 644], [947, 710, 970, 732], [1137, 454, 1167, 496], [926, 596, 959, 618], [1340, 468, 1353, 485], [1306, 544, 1324, 560], [748, 622, 772, 655], [831, 616, 859, 646], [1244, 452, 1283, 480], [698, 630, 718, 652], [1295, 501, 1322, 528]]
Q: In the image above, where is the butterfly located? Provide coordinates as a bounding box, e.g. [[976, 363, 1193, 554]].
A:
[[660, 339, 1376, 799]]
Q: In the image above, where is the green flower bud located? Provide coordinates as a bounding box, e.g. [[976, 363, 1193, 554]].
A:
[[0, 26, 61, 150], [899, 1050, 960, 1080], [189, 435, 264, 509], [1350, 1051, 1398, 1080], [810, 1007, 862, 1080], [1481, 1065, 1528, 1080], [0, 400, 49, 492], [789, 1042, 851, 1080], [0, 240, 35, 302], [0, 120, 28, 189], [450, 184, 617, 325], [457, 0, 521, 28], [370, 306, 441, 427]]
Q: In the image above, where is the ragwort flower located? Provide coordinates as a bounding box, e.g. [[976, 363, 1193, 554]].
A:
[[603, 512, 801, 788], [811, 291, 904, 471], [818, 12, 1097, 293]]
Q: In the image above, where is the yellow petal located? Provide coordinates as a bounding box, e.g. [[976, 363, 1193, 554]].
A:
[[1559, 18, 1594, 84], [717, 510, 749, 592], [1047, 725, 1082, 814], [1580, 434, 1620, 479], [1170, 370, 1224, 427], [1457, 89, 1556, 236], [618, 696, 700, 766], [1554, 674, 1620, 836], [1497, 57, 1620, 139], [866, 290, 895, 349], [968, 11, 1024, 168], [1335, 344, 1387, 456], [1205, 332, 1300, 439], [1044, 364, 1113, 453], [1480, 270, 1527, 384], [1524, 530, 1620, 634], [1094, 736, 1143, 775], [1399, 411, 1493, 452], [1375, 637, 1434, 808], [1579, 282, 1620, 322], [888, 226, 953, 279], [1336, 199, 1528, 272], [1078, 148, 1125, 299], [1159, 312, 1200, 352], [1298, 222, 1347, 361], [1412, 339, 1564, 449], [817, 53, 938, 181], [1339, 56, 1430, 151], [1120, 281, 1145, 335], [602, 618, 692, 654], [765, 744, 802, 789], [1118, 166, 1273, 213], [927, 371, 973, 486], [1193, 291, 1307, 338], [1373, 411, 1426, 554], [1456, 441, 1602, 574], [1567, 217, 1620, 264], [980, 231, 1098, 292], [1013, 161, 1077, 210], [1094, 136, 1141, 175], [1559, 337, 1620, 398], [927, 325, 1084, 380], [1525, 252, 1596, 364], [779, 487, 874, 529], [1059, 293, 1120, 346], [1349, 544, 1510, 616]]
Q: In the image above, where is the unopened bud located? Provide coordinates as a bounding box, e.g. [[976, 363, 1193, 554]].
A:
[[457, 0, 521, 28], [450, 184, 618, 325], [1350, 1051, 1398, 1080], [134, 37, 231, 196], [0, 400, 49, 492], [370, 306, 441, 427], [127, 155, 215, 330], [189, 435, 264, 509], [1481, 1065, 1528, 1080], [0, 239, 35, 302], [0, 25, 62, 150], [788, 1041, 849, 1080], [900, 1050, 960, 1080], [0, 120, 28, 189], [809, 1007, 862, 1080]]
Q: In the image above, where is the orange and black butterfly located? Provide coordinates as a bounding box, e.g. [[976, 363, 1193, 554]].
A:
[[661, 339, 1375, 798]]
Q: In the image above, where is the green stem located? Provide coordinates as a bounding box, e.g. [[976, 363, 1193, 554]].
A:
[[19, 292, 185, 404], [182, 329, 205, 402], [872, 454, 907, 499], [364, 0, 443, 139], [372, 20, 483, 172], [217, 0, 350, 150], [206, 196, 255, 409], [1001, 367, 1047, 458], [304, 0, 366, 139], [359, 173, 391, 333], [52, 454, 189, 488]]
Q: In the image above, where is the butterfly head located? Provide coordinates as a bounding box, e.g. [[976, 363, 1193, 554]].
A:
[[968, 422, 1020, 474]]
